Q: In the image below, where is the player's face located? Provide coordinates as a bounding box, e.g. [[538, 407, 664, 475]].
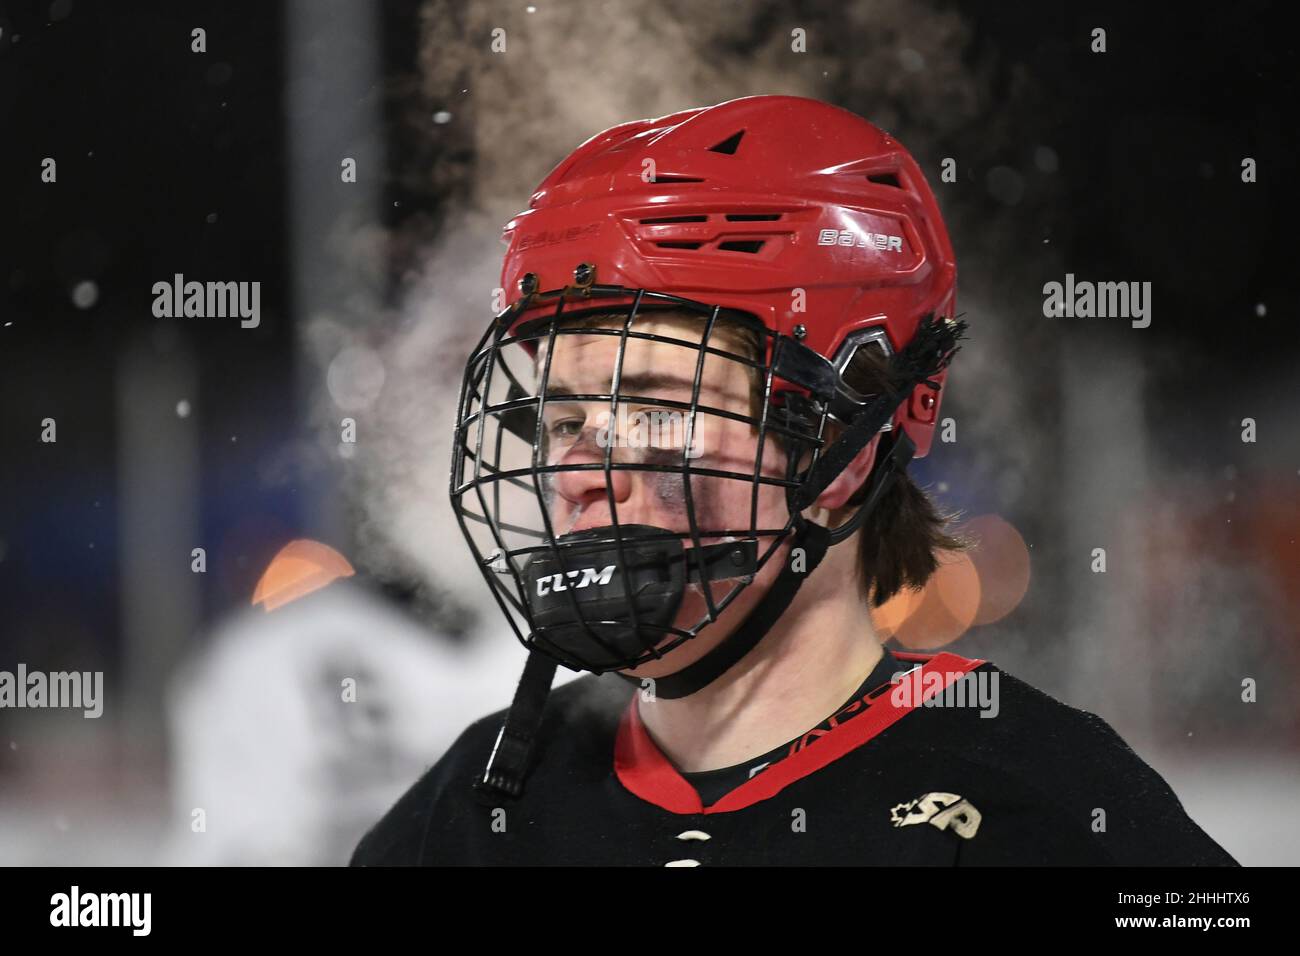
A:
[[533, 313, 797, 666]]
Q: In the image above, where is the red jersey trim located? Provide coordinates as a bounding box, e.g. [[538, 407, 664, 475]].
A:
[[613, 650, 986, 815]]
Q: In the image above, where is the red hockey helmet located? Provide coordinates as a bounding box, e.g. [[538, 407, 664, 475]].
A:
[[497, 93, 957, 456]]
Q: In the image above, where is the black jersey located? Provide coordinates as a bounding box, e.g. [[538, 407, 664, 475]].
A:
[[350, 650, 1238, 866]]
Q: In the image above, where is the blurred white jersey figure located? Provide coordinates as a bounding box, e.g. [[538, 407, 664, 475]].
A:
[[162, 540, 528, 865]]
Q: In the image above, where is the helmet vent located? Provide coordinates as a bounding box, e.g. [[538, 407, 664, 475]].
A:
[[706, 130, 745, 155], [724, 213, 782, 221], [718, 240, 766, 254], [639, 215, 709, 224], [649, 174, 705, 184], [655, 241, 705, 250], [867, 171, 903, 188]]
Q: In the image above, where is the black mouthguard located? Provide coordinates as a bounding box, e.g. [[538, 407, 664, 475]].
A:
[[522, 524, 757, 672]]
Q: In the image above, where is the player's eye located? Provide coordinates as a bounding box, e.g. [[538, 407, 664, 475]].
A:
[[546, 418, 584, 440]]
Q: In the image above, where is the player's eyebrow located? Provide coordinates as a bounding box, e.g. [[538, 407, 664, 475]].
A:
[[543, 370, 721, 399]]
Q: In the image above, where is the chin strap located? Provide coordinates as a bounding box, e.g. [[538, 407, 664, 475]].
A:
[[827, 427, 915, 546], [473, 650, 557, 803]]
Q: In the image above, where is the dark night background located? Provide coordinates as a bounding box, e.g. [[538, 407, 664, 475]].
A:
[[0, 0, 1296, 864]]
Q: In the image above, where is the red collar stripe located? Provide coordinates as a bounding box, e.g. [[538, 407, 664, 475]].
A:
[[614, 651, 986, 815]]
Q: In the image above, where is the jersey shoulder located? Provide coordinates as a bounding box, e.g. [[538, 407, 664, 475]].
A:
[[911, 656, 1238, 866], [349, 670, 629, 866]]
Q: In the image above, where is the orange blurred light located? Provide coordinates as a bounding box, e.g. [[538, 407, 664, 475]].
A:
[[252, 539, 355, 611], [892, 550, 982, 649], [870, 582, 923, 641], [963, 514, 1032, 626]]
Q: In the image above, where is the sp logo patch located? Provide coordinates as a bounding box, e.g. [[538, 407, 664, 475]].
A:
[[890, 792, 982, 840]]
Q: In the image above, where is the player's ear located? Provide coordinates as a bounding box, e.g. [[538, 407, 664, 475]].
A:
[[809, 431, 882, 514]]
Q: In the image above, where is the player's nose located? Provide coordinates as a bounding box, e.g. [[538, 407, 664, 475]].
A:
[[553, 435, 633, 522]]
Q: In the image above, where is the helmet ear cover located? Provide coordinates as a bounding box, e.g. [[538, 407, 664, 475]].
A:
[[791, 312, 967, 516]]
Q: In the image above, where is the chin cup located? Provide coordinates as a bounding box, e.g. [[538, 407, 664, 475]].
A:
[[522, 524, 757, 672]]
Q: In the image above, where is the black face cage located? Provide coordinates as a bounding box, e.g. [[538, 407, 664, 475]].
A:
[[449, 283, 898, 675]]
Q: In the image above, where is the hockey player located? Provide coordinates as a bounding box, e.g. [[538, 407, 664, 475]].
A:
[[352, 95, 1237, 866]]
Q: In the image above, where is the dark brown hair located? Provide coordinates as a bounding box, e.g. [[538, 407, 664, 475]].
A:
[[547, 308, 970, 608]]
